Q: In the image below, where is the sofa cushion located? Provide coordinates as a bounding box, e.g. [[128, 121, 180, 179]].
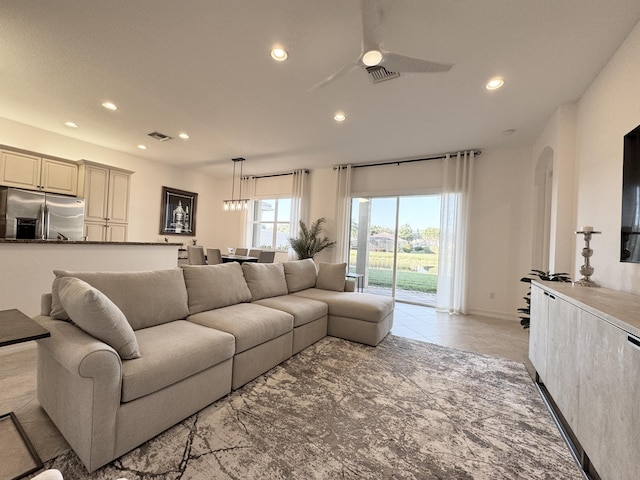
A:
[[51, 268, 189, 330], [121, 320, 235, 402], [282, 258, 317, 293], [293, 289, 394, 323], [315, 262, 347, 292], [188, 303, 293, 354], [182, 263, 252, 314], [254, 295, 328, 328], [57, 276, 141, 360], [242, 262, 288, 301]]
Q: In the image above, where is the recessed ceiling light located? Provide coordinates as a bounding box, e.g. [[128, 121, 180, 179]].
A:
[[362, 50, 383, 67], [102, 101, 118, 110], [137, 144, 147, 150], [178, 132, 190, 140], [502, 129, 516, 136], [485, 78, 504, 90], [64, 121, 78, 128], [334, 112, 346, 122], [271, 47, 288, 61]]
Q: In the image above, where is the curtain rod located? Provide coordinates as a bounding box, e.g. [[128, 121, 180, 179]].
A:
[[243, 169, 309, 180], [333, 150, 481, 170]]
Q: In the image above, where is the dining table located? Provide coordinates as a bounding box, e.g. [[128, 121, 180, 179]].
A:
[[221, 255, 259, 264]]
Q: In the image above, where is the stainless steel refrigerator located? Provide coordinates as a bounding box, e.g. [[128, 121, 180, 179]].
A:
[[0, 187, 85, 240]]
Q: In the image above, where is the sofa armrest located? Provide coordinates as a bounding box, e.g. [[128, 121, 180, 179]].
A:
[[35, 315, 123, 471], [344, 279, 356, 292]]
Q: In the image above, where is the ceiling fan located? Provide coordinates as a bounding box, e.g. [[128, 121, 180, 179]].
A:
[[311, 0, 453, 90]]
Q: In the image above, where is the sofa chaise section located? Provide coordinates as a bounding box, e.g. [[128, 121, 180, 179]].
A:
[[282, 259, 394, 346], [293, 288, 394, 346]]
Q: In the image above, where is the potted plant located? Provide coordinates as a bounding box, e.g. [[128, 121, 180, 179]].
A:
[[518, 270, 571, 329], [288, 217, 336, 259]]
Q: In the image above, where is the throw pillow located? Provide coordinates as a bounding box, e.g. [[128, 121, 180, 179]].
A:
[[182, 262, 253, 314], [316, 262, 347, 292], [50, 268, 190, 329], [282, 258, 317, 293], [242, 262, 288, 300], [57, 276, 141, 359]]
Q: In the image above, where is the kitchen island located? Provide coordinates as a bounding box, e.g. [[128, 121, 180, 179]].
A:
[[0, 240, 182, 317]]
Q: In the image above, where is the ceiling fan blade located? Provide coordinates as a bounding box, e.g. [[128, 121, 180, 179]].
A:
[[309, 62, 359, 91], [361, 0, 383, 53], [381, 52, 453, 73]]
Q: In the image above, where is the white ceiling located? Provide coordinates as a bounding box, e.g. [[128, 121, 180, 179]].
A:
[[1, 0, 639, 178]]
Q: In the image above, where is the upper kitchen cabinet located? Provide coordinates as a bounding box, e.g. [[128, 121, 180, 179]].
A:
[[0, 147, 78, 195], [77, 160, 133, 241]]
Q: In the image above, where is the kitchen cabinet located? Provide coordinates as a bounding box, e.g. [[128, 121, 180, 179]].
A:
[[77, 160, 133, 242], [0, 148, 78, 195], [530, 281, 640, 480]]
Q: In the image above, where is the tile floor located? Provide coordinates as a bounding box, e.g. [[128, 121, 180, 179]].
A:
[[1, 302, 533, 474]]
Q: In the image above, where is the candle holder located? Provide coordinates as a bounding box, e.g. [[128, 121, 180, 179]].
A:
[[574, 229, 601, 287]]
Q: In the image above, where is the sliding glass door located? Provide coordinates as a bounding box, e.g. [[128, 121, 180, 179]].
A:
[[349, 195, 440, 306]]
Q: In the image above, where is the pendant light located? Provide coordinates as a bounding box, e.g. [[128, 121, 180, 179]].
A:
[[223, 157, 250, 211]]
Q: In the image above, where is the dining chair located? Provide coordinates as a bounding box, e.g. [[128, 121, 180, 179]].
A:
[[248, 248, 262, 258], [206, 248, 222, 265], [187, 245, 206, 265], [235, 247, 248, 256], [258, 251, 276, 263]]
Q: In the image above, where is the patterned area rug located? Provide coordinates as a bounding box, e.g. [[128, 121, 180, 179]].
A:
[[43, 336, 581, 479]]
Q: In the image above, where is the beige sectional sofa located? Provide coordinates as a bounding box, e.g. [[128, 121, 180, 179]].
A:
[[34, 258, 394, 472]]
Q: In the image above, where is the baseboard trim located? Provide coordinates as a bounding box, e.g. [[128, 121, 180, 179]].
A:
[[467, 308, 519, 322]]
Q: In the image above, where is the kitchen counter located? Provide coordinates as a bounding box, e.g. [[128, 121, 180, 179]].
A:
[[0, 241, 183, 316], [0, 239, 182, 246]]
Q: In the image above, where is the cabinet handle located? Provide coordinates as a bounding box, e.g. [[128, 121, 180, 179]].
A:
[[628, 335, 640, 350], [543, 291, 556, 300]]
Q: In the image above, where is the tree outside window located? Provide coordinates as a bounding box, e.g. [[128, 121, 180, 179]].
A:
[[252, 198, 291, 250]]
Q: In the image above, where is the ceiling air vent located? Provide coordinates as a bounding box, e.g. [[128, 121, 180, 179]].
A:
[[366, 65, 400, 84], [147, 131, 173, 142]]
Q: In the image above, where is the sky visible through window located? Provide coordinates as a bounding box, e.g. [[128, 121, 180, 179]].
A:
[[369, 195, 441, 230]]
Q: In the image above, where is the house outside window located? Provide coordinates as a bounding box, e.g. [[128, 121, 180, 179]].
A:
[[252, 198, 291, 250]]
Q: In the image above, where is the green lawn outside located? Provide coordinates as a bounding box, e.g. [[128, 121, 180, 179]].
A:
[[367, 268, 438, 293], [349, 251, 439, 294]]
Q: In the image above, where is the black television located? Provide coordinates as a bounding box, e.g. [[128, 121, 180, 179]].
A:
[[621, 125, 640, 262]]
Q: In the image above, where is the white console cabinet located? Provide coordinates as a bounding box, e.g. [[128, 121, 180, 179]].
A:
[[530, 281, 640, 480]]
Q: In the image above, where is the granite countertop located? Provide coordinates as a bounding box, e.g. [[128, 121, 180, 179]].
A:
[[0, 239, 182, 246]]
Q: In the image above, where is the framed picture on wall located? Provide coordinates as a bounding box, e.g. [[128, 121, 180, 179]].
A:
[[159, 186, 197, 235]]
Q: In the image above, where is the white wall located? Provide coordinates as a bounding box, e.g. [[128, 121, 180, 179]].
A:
[[531, 103, 578, 276], [572, 19, 640, 293], [466, 148, 533, 320], [0, 117, 225, 249]]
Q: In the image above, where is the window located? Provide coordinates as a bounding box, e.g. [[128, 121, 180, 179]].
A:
[[251, 198, 291, 250]]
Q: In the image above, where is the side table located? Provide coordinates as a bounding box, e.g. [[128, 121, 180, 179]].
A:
[[1, 309, 50, 480], [346, 272, 365, 292]]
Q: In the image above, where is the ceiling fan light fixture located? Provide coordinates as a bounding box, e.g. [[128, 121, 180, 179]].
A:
[[271, 47, 288, 61], [362, 49, 383, 67], [486, 78, 504, 90]]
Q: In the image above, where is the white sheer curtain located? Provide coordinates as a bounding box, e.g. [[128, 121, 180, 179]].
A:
[[334, 165, 352, 262], [436, 151, 475, 314], [241, 175, 257, 247], [289, 170, 309, 259]]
